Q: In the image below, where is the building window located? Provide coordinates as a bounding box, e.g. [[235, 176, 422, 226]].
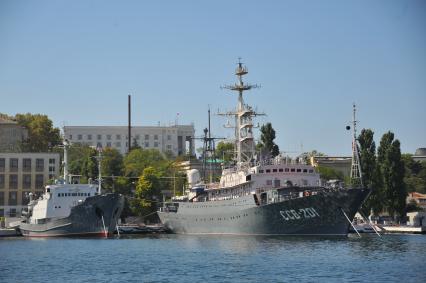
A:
[[154, 142, 159, 147], [78, 134, 83, 140], [266, 169, 270, 173], [69, 134, 73, 140], [285, 168, 289, 172], [297, 169, 301, 172], [167, 135, 171, 141], [0, 208, 4, 217], [144, 142, 149, 148], [36, 159, 44, 172], [145, 134, 149, 140], [35, 174, 44, 189], [273, 169, 277, 173], [266, 180, 272, 186], [23, 158, 32, 172], [136, 134, 140, 140], [0, 175, 4, 189], [10, 158, 18, 172], [259, 170, 264, 173], [167, 145, 172, 150], [9, 175, 18, 189], [87, 134, 92, 140], [97, 134, 102, 140], [107, 135, 112, 140], [274, 179, 281, 188], [0, 158, 5, 172], [0, 192, 4, 206], [49, 158, 55, 165], [23, 174, 31, 189], [291, 168, 295, 172], [115, 142, 121, 147], [106, 142, 112, 147], [279, 168, 283, 172], [154, 135, 158, 140], [9, 192, 17, 205], [22, 192, 30, 205], [116, 134, 121, 140], [9, 208, 16, 217]]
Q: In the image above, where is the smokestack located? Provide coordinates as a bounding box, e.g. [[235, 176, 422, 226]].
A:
[[128, 94, 131, 153]]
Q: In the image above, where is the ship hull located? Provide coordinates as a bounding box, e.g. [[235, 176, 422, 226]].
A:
[[158, 188, 370, 236], [19, 193, 124, 237]]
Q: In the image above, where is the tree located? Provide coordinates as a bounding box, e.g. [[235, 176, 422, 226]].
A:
[[123, 148, 167, 177], [317, 166, 344, 181], [258, 123, 280, 158], [216, 141, 234, 163], [131, 138, 141, 150], [402, 154, 426, 194], [15, 113, 61, 152], [378, 131, 406, 219], [100, 147, 124, 192], [131, 167, 161, 216], [68, 143, 98, 183], [357, 129, 383, 215]]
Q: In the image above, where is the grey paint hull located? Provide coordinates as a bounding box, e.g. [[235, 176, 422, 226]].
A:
[[19, 193, 124, 237], [158, 188, 370, 236]]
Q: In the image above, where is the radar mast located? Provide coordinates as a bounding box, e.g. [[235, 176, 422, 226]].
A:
[[219, 59, 264, 167]]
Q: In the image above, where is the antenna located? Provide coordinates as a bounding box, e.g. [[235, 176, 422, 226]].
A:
[[346, 103, 363, 187], [192, 108, 225, 183], [218, 59, 265, 166]]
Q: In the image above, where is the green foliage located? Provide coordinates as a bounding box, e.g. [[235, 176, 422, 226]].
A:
[[402, 154, 426, 194], [378, 131, 406, 218], [14, 113, 61, 152], [317, 166, 344, 181], [100, 147, 124, 192], [131, 167, 161, 216], [123, 148, 167, 177], [357, 129, 383, 215], [258, 123, 280, 158], [68, 144, 98, 182], [216, 141, 234, 163]]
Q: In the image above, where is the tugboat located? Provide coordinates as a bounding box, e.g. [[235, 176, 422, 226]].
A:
[[158, 61, 370, 236], [19, 140, 124, 237]]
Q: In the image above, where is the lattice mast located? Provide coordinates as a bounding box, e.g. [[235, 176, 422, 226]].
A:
[[219, 59, 263, 166], [350, 103, 363, 187]]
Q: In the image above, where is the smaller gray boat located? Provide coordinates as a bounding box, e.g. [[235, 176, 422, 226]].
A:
[[19, 140, 124, 237]]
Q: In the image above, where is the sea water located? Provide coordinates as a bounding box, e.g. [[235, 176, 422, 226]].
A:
[[1, 234, 425, 282]]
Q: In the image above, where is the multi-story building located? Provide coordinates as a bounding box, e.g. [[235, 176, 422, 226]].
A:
[[0, 117, 28, 152], [64, 125, 195, 156], [0, 153, 60, 218]]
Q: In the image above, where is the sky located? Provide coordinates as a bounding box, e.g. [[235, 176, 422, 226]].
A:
[[1, 0, 425, 156]]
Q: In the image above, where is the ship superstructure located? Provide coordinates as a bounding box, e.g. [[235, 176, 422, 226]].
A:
[[158, 61, 370, 236]]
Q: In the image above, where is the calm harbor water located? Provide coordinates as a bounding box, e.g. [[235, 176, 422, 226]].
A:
[[1, 234, 425, 283]]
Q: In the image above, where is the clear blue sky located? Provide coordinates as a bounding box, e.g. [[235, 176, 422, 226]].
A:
[[1, 0, 425, 156]]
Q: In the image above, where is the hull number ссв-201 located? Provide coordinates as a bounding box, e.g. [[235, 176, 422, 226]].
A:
[[279, 208, 320, 221]]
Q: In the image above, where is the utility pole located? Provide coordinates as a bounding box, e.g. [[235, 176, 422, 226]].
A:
[[128, 94, 132, 154]]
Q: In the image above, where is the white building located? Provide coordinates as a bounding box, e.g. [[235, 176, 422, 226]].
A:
[[0, 152, 61, 218], [64, 125, 195, 156]]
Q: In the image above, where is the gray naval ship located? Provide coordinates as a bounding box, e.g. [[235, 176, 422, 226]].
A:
[[158, 61, 370, 236], [19, 141, 124, 237]]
